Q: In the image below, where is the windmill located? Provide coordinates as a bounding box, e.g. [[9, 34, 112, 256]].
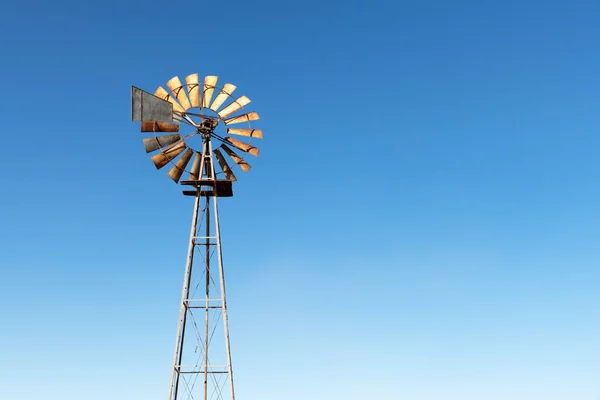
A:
[[131, 74, 261, 400]]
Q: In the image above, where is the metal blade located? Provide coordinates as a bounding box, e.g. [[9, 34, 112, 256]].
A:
[[188, 152, 202, 180], [151, 141, 186, 169], [224, 136, 259, 156], [143, 133, 181, 153], [224, 112, 260, 125], [217, 96, 251, 118], [202, 76, 218, 108], [186, 73, 200, 108], [154, 86, 185, 114], [132, 86, 174, 122], [220, 144, 251, 172], [227, 128, 263, 139], [141, 121, 180, 132], [166, 76, 192, 111], [213, 149, 237, 181], [167, 148, 194, 183], [209, 83, 237, 112]]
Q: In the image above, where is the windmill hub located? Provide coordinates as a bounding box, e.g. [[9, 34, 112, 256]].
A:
[[198, 117, 218, 135]]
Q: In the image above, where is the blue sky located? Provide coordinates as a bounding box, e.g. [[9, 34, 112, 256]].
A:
[[1, 0, 599, 399]]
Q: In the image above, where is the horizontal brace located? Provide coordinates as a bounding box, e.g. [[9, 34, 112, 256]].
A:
[[178, 371, 229, 374], [187, 306, 222, 309], [184, 298, 223, 303], [176, 364, 229, 368], [175, 364, 230, 374], [192, 241, 217, 246]]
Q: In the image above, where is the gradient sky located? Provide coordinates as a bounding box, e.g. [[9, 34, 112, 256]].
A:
[[1, 0, 599, 399]]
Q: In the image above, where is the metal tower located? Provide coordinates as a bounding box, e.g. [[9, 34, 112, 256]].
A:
[[169, 138, 235, 400], [131, 73, 262, 400]]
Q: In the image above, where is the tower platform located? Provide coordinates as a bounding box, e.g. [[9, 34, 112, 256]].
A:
[[181, 179, 233, 197]]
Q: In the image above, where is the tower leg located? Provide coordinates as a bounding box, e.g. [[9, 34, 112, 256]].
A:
[[213, 193, 235, 400], [169, 193, 201, 400]]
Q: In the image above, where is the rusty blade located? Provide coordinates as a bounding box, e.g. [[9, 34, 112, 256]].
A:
[[151, 141, 186, 169], [221, 144, 251, 172], [213, 149, 237, 181], [218, 96, 251, 118], [166, 76, 192, 111], [227, 128, 263, 139], [188, 152, 202, 180], [143, 133, 181, 153], [186, 73, 200, 108], [202, 76, 218, 108], [224, 136, 259, 156], [154, 86, 185, 114], [224, 112, 260, 125], [210, 83, 237, 112], [167, 148, 194, 183], [141, 121, 180, 132]]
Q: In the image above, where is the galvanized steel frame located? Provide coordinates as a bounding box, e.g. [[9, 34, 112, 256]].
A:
[[168, 136, 235, 400]]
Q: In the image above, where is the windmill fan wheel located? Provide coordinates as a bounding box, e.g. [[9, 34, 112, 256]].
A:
[[138, 74, 262, 183]]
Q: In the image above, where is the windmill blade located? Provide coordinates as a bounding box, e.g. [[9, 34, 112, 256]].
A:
[[210, 83, 237, 112], [220, 144, 251, 172], [141, 121, 180, 132], [227, 128, 263, 139], [151, 141, 186, 169], [154, 86, 185, 114], [213, 149, 237, 181], [218, 96, 251, 119], [224, 136, 259, 156], [167, 148, 194, 183], [188, 152, 202, 180], [166, 76, 192, 111], [224, 112, 260, 125], [186, 73, 200, 107], [202, 76, 218, 108], [143, 133, 181, 153]]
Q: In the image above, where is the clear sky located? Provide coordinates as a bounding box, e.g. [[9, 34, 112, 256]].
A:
[[1, 0, 599, 399]]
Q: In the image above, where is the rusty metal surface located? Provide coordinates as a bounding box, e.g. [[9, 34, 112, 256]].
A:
[[205, 154, 213, 179], [220, 144, 251, 172], [132, 86, 174, 122], [141, 121, 180, 132], [186, 73, 200, 108], [209, 83, 237, 112], [188, 152, 201, 180], [154, 86, 185, 114], [168, 148, 194, 182], [143, 133, 181, 153], [213, 149, 237, 181], [202, 76, 218, 108], [180, 179, 234, 196], [224, 136, 259, 156], [182, 189, 233, 197], [224, 112, 260, 125], [217, 96, 251, 119], [226, 128, 262, 139], [166, 76, 192, 111], [151, 141, 186, 169]]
